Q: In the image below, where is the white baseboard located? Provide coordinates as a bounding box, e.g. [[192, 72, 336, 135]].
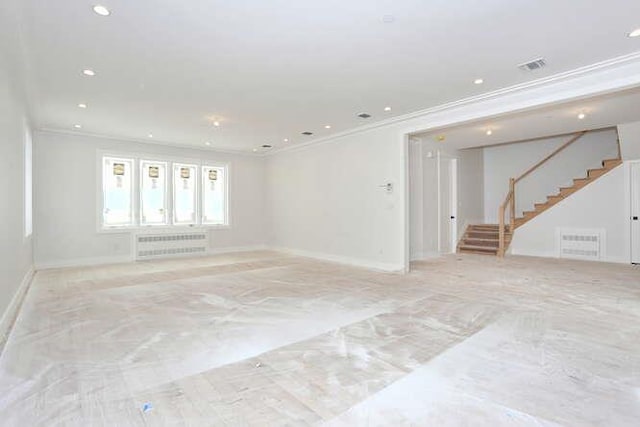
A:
[[35, 255, 134, 270], [34, 245, 270, 270], [510, 249, 628, 264], [208, 244, 268, 255], [0, 266, 35, 354], [271, 246, 404, 272], [411, 251, 441, 261]]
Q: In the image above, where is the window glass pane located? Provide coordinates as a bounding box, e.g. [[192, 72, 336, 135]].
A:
[[103, 157, 134, 226], [140, 161, 167, 225], [173, 163, 197, 224], [202, 166, 227, 225]]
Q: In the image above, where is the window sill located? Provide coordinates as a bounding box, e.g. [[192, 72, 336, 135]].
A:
[[98, 224, 231, 234]]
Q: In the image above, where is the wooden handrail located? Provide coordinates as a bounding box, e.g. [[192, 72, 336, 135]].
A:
[[509, 178, 515, 231], [514, 131, 587, 184], [498, 189, 513, 257], [497, 129, 607, 257]]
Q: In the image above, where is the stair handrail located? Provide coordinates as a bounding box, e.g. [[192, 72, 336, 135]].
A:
[[497, 185, 513, 257], [514, 131, 587, 184], [497, 131, 587, 257]]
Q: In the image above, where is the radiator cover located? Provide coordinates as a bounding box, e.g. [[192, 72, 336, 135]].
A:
[[135, 231, 208, 260], [556, 228, 605, 261]]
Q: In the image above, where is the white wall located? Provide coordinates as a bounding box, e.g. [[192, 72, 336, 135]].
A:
[[409, 140, 484, 260], [483, 128, 619, 223], [618, 121, 640, 160], [33, 132, 266, 268], [457, 148, 485, 233], [510, 163, 629, 263], [265, 127, 406, 271], [0, 2, 34, 333]]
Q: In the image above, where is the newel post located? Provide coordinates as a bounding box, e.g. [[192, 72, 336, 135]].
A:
[[509, 178, 516, 231]]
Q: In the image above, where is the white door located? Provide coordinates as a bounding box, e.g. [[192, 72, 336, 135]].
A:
[[438, 157, 458, 254], [632, 163, 640, 264]]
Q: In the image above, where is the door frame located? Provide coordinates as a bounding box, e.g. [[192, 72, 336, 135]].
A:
[[437, 151, 458, 254], [631, 161, 640, 264]]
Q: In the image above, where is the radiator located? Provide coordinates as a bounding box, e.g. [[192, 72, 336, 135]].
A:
[[557, 228, 604, 261], [135, 232, 208, 260]]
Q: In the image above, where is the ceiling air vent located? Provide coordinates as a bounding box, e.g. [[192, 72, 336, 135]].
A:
[[518, 58, 546, 72], [301, 131, 313, 136], [357, 113, 372, 119]]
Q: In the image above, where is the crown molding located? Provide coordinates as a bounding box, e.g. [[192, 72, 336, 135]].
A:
[[36, 128, 261, 157], [268, 51, 640, 156]]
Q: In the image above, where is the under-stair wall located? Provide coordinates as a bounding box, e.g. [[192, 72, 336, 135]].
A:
[[483, 128, 619, 222], [509, 163, 629, 263], [618, 121, 640, 160]]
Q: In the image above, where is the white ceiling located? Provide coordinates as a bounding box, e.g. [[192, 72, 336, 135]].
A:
[[10, 0, 640, 152], [413, 86, 640, 149]]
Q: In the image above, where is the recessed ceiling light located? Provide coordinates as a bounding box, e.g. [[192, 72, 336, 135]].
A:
[[93, 5, 111, 16], [283, 138, 289, 142], [213, 121, 220, 127], [628, 28, 640, 38], [324, 125, 331, 129], [436, 135, 446, 142], [474, 78, 484, 85], [74, 124, 82, 129], [78, 103, 87, 108], [205, 141, 211, 146], [82, 69, 96, 76], [252, 148, 258, 152], [148, 133, 153, 138], [578, 112, 586, 120], [486, 129, 493, 136], [384, 106, 392, 111]]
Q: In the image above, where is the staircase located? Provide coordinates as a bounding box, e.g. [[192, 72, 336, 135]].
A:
[[513, 157, 621, 228], [458, 130, 622, 257], [457, 224, 511, 255]]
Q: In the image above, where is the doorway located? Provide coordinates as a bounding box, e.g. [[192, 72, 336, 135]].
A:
[[438, 155, 458, 254], [632, 162, 640, 264], [408, 142, 459, 261]]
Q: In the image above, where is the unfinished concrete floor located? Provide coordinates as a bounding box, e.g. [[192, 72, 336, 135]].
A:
[[0, 251, 639, 426]]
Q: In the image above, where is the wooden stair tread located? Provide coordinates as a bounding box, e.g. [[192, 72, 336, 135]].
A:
[[603, 158, 622, 168], [513, 156, 621, 230], [458, 223, 511, 256], [458, 245, 498, 252]]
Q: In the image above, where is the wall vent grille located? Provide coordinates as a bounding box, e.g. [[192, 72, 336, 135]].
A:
[[518, 58, 546, 72], [557, 228, 603, 261], [136, 232, 208, 260]]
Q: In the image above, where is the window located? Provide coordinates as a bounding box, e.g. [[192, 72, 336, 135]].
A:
[[100, 154, 228, 229], [103, 157, 135, 227], [140, 160, 167, 226], [202, 165, 227, 225], [173, 163, 198, 225]]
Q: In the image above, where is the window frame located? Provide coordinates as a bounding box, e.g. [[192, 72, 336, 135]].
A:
[[201, 164, 229, 226], [96, 150, 230, 233], [172, 162, 199, 226], [139, 159, 169, 227]]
